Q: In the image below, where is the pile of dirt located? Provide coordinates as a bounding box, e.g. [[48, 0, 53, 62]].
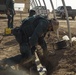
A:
[[44, 32, 76, 75]]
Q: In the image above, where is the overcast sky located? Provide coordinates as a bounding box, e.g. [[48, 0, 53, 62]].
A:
[[33, 0, 76, 11]]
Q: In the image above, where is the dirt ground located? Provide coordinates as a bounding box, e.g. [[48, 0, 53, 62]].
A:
[[0, 13, 76, 75]]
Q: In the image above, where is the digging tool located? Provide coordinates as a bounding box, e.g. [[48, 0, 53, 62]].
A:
[[35, 49, 47, 75], [52, 0, 72, 49]]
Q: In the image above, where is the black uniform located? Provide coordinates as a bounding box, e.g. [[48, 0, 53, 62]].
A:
[[12, 15, 49, 58], [6, 0, 15, 28]]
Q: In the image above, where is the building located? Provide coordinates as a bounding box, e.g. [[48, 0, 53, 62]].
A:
[[15, 0, 30, 13]]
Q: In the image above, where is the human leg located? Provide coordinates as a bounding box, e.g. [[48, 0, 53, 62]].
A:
[[20, 43, 32, 58], [7, 15, 11, 28], [20, 43, 35, 65], [31, 46, 36, 55]]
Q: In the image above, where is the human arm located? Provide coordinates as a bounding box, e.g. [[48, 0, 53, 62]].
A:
[[38, 37, 47, 51], [29, 19, 48, 47]]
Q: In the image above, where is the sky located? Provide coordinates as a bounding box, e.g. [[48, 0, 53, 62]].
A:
[[31, 0, 76, 11]]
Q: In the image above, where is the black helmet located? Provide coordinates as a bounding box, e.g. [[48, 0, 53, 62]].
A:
[[29, 10, 36, 17]]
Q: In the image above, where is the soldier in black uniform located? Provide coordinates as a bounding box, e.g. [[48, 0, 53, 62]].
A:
[[6, 0, 15, 28], [12, 15, 59, 62]]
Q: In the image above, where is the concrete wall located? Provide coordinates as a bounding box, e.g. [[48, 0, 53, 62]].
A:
[[15, 0, 30, 13]]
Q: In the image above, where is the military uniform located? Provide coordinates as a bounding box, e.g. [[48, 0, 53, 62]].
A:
[[6, 0, 15, 28], [28, 10, 36, 17], [12, 15, 49, 58]]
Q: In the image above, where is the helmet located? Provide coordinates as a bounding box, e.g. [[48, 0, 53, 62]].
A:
[[29, 10, 36, 17]]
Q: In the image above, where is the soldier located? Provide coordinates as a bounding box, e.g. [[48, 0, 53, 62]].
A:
[[6, 0, 15, 28], [12, 15, 59, 63]]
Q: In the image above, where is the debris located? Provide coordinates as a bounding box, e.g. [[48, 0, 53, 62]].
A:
[[72, 37, 76, 41], [62, 35, 69, 41]]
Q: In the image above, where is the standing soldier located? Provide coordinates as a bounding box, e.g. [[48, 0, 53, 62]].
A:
[[6, 0, 15, 28]]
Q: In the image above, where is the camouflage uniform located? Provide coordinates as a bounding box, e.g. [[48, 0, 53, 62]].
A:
[[6, 0, 15, 28], [12, 15, 48, 58]]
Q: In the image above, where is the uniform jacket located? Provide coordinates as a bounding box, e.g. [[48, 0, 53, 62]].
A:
[[13, 15, 49, 51]]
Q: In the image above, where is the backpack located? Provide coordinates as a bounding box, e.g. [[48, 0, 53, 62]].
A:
[[12, 27, 22, 44]]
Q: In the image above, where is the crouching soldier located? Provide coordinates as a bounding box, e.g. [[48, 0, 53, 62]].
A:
[[12, 15, 59, 63]]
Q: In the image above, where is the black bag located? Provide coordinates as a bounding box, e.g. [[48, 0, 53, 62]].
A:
[[12, 27, 22, 44]]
